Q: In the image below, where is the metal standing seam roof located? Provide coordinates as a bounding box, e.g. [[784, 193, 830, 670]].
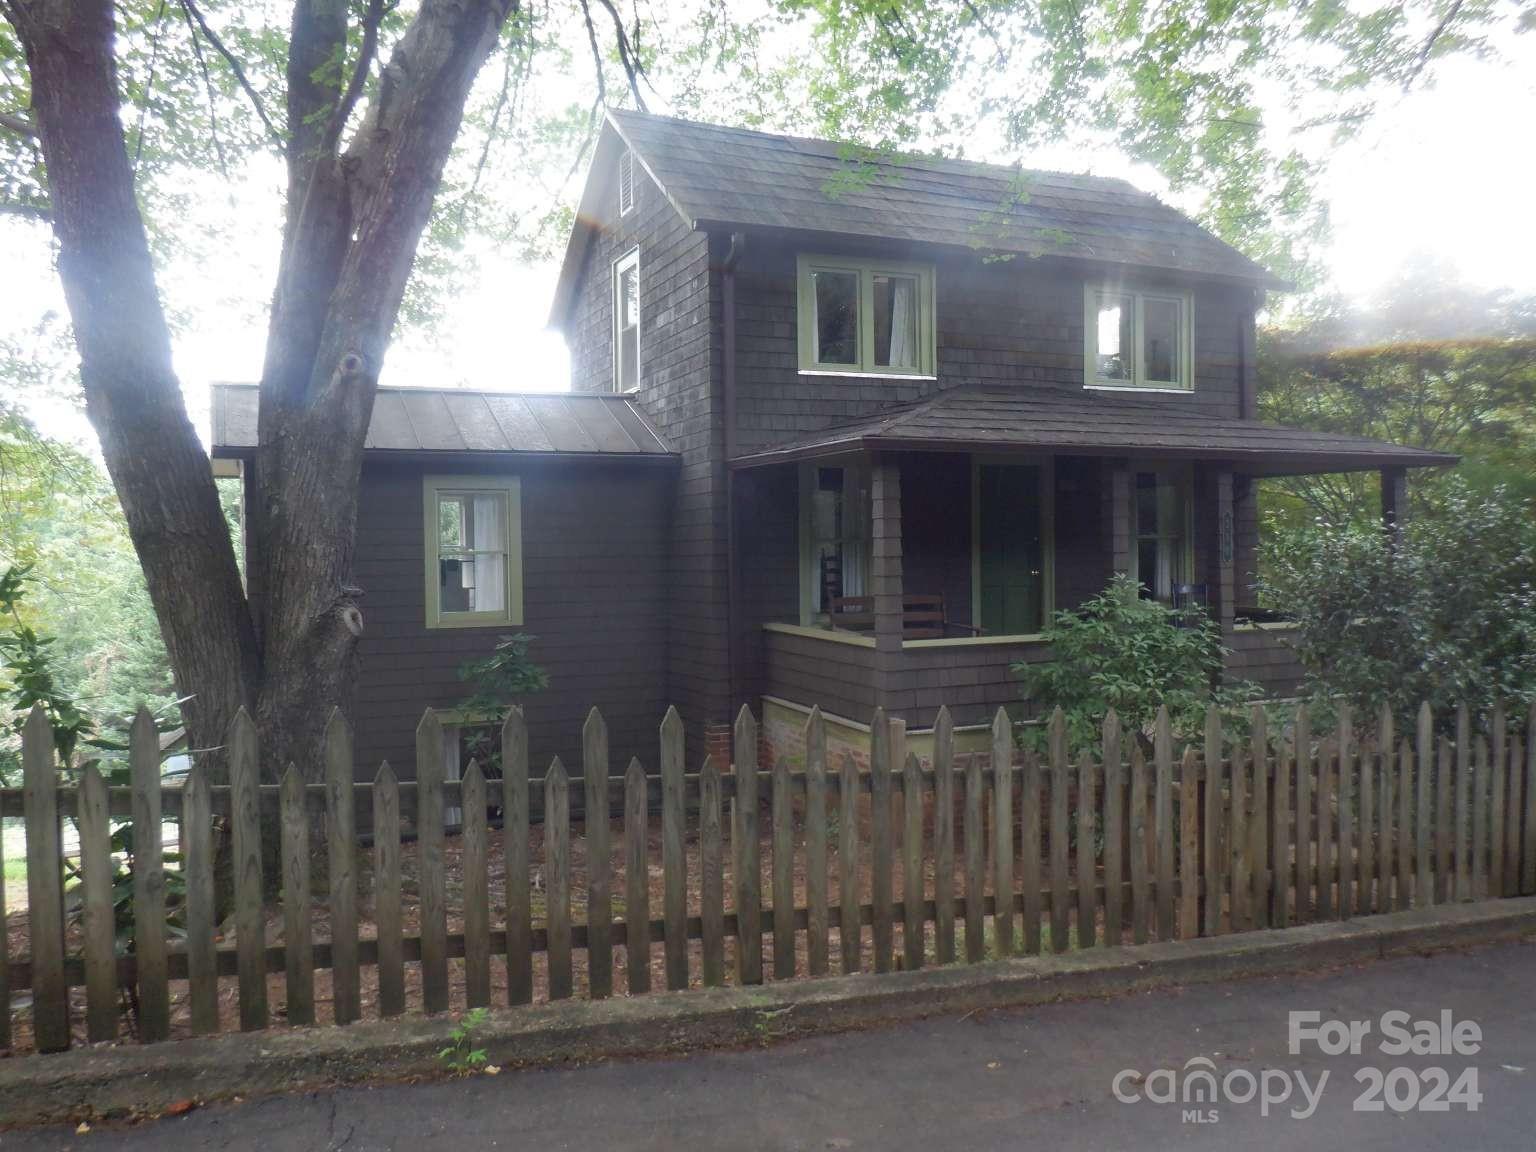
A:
[[209, 384, 674, 457], [551, 110, 1285, 327], [730, 386, 1458, 475]]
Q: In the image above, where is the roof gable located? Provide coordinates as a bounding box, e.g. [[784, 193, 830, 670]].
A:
[[551, 110, 1284, 327]]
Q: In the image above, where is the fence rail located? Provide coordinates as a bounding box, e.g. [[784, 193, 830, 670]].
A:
[[3, 697, 1534, 1055]]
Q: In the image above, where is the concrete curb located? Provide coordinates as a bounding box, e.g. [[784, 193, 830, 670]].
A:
[[4, 898, 1535, 1128]]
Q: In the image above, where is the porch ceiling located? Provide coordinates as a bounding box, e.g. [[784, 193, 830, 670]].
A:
[[730, 385, 1458, 476]]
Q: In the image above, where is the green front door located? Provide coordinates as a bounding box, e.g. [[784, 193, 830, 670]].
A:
[[978, 464, 1043, 634]]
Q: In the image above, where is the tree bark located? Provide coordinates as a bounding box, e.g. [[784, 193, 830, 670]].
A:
[[8, 0, 517, 815]]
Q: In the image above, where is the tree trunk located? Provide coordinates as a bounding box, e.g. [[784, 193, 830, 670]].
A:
[[10, 0, 516, 799]]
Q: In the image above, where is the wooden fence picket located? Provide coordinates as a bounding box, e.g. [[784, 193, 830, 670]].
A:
[[1250, 706, 1269, 929], [502, 708, 531, 1007], [1472, 737, 1489, 901], [1416, 704, 1433, 906], [1491, 703, 1507, 897], [1509, 732, 1526, 897], [463, 763, 491, 1008], [1337, 707, 1354, 919], [280, 765, 315, 1027], [415, 710, 448, 1013], [661, 707, 687, 991], [1359, 740, 1375, 915], [1021, 748, 1044, 955], [805, 708, 830, 976], [1453, 710, 1470, 901], [902, 751, 925, 971], [0, 771, 7, 1052], [1077, 748, 1098, 949], [1049, 710, 1071, 951], [584, 709, 613, 1000], [326, 710, 360, 1025], [700, 757, 725, 986], [773, 758, 796, 980], [1375, 741, 1391, 915], [1129, 743, 1148, 946], [963, 753, 985, 962], [1432, 735, 1451, 902], [78, 764, 117, 1043], [1178, 748, 1199, 940], [182, 762, 218, 1034], [992, 710, 1014, 957], [1525, 702, 1536, 894], [839, 752, 861, 973], [1230, 748, 1250, 932], [870, 711, 895, 973], [373, 762, 405, 1018], [1203, 706, 1224, 936], [734, 705, 762, 985], [545, 757, 572, 1000], [1396, 741, 1413, 911], [933, 707, 957, 964], [1272, 743, 1292, 930], [228, 708, 266, 1032], [1315, 740, 1333, 920], [1101, 713, 1123, 948], [625, 758, 650, 995], [129, 709, 170, 1042], [22, 707, 68, 1052], [1295, 707, 1313, 924], [1154, 708, 1175, 941]]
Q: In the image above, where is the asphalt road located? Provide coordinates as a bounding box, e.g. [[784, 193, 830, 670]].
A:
[[6, 940, 1534, 1151]]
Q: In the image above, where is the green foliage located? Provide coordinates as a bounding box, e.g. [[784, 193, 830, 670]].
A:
[[438, 1006, 490, 1074], [1260, 479, 1536, 727], [1014, 575, 1257, 756], [0, 563, 93, 768], [456, 633, 548, 775]]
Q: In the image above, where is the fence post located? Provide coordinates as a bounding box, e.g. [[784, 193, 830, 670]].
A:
[[1203, 705, 1224, 935], [1101, 712, 1123, 948], [1295, 705, 1313, 924], [22, 706, 68, 1052], [733, 705, 762, 985], [870, 710, 895, 973], [545, 757, 572, 1000], [700, 756, 725, 987], [1154, 707, 1175, 941], [78, 764, 117, 1043], [902, 751, 925, 971], [228, 708, 267, 1032], [625, 757, 651, 994], [280, 765, 315, 1027], [374, 762, 405, 1017], [1049, 708, 1071, 951], [584, 708, 612, 1000], [1078, 748, 1098, 948], [1178, 748, 1199, 940], [772, 758, 796, 979], [992, 709, 1015, 957], [839, 751, 861, 973], [127, 708, 171, 1042], [416, 709, 449, 1013], [327, 710, 360, 1024], [183, 762, 219, 1034], [805, 707, 830, 976], [463, 762, 491, 1009], [1129, 743, 1149, 945], [660, 706, 687, 991], [1272, 741, 1292, 930], [964, 753, 985, 962], [933, 706, 957, 964], [1250, 705, 1269, 928], [1416, 702, 1433, 907], [502, 707, 531, 1007]]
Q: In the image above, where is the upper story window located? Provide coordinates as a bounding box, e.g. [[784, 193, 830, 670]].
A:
[[796, 255, 935, 376], [613, 247, 640, 392], [618, 148, 635, 216], [424, 475, 523, 629], [1085, 286, 1193, 391]]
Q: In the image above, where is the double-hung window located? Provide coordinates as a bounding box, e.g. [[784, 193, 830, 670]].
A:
[[424, 476, 522, 628], [799, 460, 871, 624], [797, 255, 935, 376], [1130, 468, 1192, 603], [613, 248, 640, 392], [1085, 286, 1193, 390]]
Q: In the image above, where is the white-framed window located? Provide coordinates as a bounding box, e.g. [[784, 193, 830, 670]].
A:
[[424, 475, 522, 629], [1085, 285, 1193, 391], [1129, 467, 1193, 603], [612, 247, 640, 392], [798, 460, 871, 624], [618, 148, 635, 216], [796, 255, 936, 376]]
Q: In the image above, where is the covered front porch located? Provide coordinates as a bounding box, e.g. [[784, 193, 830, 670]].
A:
[[729, 385, 1453, 740]]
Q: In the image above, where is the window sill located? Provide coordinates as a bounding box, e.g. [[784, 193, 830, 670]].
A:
[[1084, 383, 1194, 395], [426, 613, 523, 631], [799, 369, 938, 381]]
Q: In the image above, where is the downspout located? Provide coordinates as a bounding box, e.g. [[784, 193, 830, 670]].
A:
[[723, 232, 747, 719]]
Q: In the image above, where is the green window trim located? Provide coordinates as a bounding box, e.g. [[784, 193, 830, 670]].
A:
[[1083, 284, 1194, 391], [423, 474, 524, 630], [796, 254, 936, 376]]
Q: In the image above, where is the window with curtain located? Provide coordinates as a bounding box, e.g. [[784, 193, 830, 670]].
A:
[[424, 476, 522, 628], [797, 255, 934, 375], [801, 462, 870, 621], [1131, 470, 1191, 603], [1085, 286, 1193, 390]]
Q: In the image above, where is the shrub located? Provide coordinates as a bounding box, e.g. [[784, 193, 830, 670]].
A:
[[1013, 574, 1257, 757], [1260, 478, 1536, 726], [456, 633, 549, 775]]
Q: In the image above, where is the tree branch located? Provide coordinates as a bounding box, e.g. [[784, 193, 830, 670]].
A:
[[0, 110, 37, 138], [1403, 0, 1464, 91], [593, 0, 648, 111], [321, 0, 387, 153], [177, 0, 283, 145], [577, 0, 608, 109]]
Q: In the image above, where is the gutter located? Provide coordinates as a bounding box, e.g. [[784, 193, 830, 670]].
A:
[[723, 231, 747, 719]]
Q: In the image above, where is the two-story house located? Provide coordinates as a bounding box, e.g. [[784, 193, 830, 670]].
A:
[[212, 109, 1452, 778]]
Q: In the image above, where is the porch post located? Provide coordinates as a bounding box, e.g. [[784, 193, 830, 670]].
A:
[[1381, 466, 1408, 545], [1106, 462, 1132, 582], [870, 454, 904, 656], [1214, 470, 1236, 635]]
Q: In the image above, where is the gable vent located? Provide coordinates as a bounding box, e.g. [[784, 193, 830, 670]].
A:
[[618, 148, 635, 216]]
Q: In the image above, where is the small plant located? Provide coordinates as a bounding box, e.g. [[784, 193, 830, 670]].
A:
[[439, 1006, 491, 1074], [1014, 574, 1258, 758], [456, 633, 549, 776]]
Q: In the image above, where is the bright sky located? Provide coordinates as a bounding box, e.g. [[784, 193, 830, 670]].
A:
[[3, 25, 1534, 453]]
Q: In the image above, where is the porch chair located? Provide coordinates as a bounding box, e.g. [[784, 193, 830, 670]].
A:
[[826, 593, 982, 640]]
